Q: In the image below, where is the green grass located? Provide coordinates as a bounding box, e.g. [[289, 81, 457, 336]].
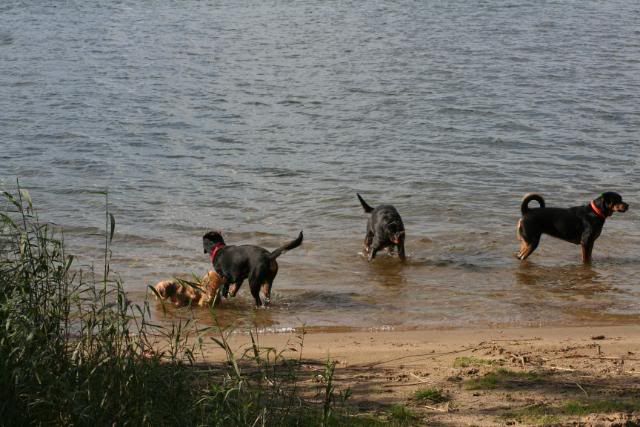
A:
[[502, 398, 640, 425], [453, 356, 496, 368], [464, 368, 543, 390], [414, 387, 449, 404], [0, 185, 373, 426], [502, 404, 561, 426], [562, 398, 640, 415], [388, 404, 419, 425]]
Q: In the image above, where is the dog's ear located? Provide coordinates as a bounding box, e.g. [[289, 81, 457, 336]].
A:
[[203, 234, 214, 253], [598, 192, 621, 216], [203, 230, 226, 253], [595, 194, 609, 215]]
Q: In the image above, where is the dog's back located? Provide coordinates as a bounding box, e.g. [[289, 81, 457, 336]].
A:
[[523, 207, 585, 243], [220, 245, 273, 273], [520, 194, 588, 244]]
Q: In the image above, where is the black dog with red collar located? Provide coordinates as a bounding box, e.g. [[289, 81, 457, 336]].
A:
[[203, 230, 303, 306], [516, 192, 628, 263]]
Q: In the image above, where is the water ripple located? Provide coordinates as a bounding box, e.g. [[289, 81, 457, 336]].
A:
[[1, 0, 639, 331]]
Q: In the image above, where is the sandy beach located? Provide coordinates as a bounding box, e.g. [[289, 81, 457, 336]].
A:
[[203, 325, 640, 426]]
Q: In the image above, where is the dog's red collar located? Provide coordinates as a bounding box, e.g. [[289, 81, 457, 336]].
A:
[[209, 243, 225, 263], [590, 200, 606, 220]]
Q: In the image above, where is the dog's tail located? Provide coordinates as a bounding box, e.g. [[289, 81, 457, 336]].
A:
[[521, 193, 545, 215], [269, 231, 303, 259], [357, 193, 374, 213]]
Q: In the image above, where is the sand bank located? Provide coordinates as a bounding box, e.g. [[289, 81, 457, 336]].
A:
[[203, 325, 640, 426]]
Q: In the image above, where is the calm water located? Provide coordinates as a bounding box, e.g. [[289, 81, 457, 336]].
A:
[[1, 1, 639, 332]]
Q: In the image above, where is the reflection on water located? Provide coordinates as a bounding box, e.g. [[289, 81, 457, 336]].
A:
[[153, 298, 280, 332], [362, 254, 409, 288], [514, 262, 640, 325], [515, 264, 603, 294], [2, 1, 640, 331]]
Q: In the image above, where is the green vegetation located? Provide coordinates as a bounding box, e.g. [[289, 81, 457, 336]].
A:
[[388, 404, 419, 425], [502, 404, 561, 426], [464, 368, 542, 390], [453, 356, 496, 368], [502, 398, 640, 425], [0, 186, 369, 426], [414, 387, 449, 404], [562, 398, 640, 415]]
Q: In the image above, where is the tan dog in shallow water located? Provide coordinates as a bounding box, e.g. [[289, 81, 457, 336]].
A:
[[153, 270, 223, 307]]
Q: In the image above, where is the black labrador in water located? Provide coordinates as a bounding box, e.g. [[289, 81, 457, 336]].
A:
[[357, 193, 406, 262], [203, 230, 303, 307], [516, 192, 628, 263]]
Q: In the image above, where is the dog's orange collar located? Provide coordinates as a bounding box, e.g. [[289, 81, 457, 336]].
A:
[[209, 243, 225, 263], [590, 200, 606, 220]]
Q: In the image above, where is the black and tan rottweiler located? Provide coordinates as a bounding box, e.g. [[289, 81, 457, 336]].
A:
[[516, 192, 628, 263], [357, 193, 406, 261], [203, 231, 303, 307]]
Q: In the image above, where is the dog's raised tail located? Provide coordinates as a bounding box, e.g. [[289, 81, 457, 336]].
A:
[[269, 231, 303, 259], [521, 193, 545, 215], [357, 193, 374, 213]]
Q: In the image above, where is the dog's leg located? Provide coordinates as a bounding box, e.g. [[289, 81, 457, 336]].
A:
[[518, 243, 533, 260], [397, 242, 406, 261], [581, 240, 595, 264], [516, 219, 539, 260], [368, 243, 380, 261], [221, 282, 230, 298], [517, 236, 528, 259], [250, 282, 262, 307], [363, 231, 373, 255], [228, 282, 240, 297], [260, 280, 273, 306], [515, 219, 526, 259], [517, 236, 539, 261]]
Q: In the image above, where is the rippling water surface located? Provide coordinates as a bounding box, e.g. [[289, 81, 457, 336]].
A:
[[1, 1, 639, 331]]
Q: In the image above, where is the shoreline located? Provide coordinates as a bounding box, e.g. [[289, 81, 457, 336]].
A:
[[239, 319, 640, 335], [202, 324, 640, 425], [205, 324, 640, 365]]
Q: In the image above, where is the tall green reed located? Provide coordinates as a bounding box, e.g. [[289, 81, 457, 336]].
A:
[[0, 185, 197, 425], [0, 184, 353, 426]]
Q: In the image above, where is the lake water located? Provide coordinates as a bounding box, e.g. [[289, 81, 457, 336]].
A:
[[1, 0, 639, 332]]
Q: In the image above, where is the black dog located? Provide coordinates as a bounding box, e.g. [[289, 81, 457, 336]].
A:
[[203, 231, 303, 306], [516, 192, 628, 263], [357, 193, 406, 261]]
